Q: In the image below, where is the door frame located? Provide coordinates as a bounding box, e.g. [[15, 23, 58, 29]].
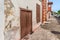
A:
[[20, 8, 32, 39]]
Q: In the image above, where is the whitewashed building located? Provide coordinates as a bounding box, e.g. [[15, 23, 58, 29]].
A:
[[4, 0, 52, 40]]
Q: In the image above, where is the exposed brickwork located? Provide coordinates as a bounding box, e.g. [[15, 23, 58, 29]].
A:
[[48, 7, 51, 11], [42, 0, 47, 23]]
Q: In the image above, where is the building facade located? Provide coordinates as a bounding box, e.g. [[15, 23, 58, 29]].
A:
[[4, 0, 52, 40], [48, 2, 53, 19]]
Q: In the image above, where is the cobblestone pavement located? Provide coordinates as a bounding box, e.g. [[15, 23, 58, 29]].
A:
[[41, 16, 60, 39], [28, 27, 59, 40]]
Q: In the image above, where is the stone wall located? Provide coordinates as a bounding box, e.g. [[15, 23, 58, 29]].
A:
[[4, 0, 20, 40]]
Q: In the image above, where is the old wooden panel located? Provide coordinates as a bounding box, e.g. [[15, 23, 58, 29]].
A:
[[26, 11, 32, 34], [20, 10, 27, 38], [20, 8, 32, 39], [36, 4, 40, 23]]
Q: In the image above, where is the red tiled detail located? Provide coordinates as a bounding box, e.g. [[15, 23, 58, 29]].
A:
[[42, 0, 47, 23]]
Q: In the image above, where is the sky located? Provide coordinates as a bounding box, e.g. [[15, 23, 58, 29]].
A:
[[49, 0, 60, 12]]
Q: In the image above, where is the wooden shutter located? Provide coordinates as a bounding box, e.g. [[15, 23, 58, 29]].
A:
[[36, 4, 40, 23]]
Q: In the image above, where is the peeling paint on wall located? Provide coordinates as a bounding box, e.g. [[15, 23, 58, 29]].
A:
[[4, 0, 20, 40]]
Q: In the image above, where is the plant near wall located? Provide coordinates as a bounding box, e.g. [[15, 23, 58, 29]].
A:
[[57, 10, 60, 14]]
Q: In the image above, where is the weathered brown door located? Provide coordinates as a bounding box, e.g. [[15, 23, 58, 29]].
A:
[[20, 8, 32, 38], [36, 4, 40, 23], [26, 11, 32, 34]]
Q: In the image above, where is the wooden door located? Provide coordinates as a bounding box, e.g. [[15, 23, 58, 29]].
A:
[[20, 8, 32, 39], [20, 10, 27, 38], [36, 4, 40, 23], [26, 11, 32, 34]]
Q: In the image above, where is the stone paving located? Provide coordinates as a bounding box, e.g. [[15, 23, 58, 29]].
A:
[[41, 16, 60, 39], [28, 27, 59, 40]]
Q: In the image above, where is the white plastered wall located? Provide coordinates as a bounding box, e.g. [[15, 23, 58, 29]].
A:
[[0, 0, 4, 40], [11, 0, 42, 39]]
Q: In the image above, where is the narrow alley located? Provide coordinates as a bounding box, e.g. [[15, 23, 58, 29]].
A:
[[41, 15, 60, 39], [21, 15, 60, 40], [4, 0, 60, 40]]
